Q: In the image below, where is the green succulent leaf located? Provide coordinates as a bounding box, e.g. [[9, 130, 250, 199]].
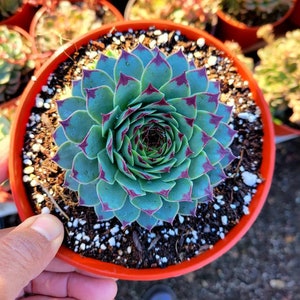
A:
[[186, 68, 208, 94], [60, 111, 95, 143], [63, 170, 79, 191], [56, 97, 86, 120], [141, 52, 172, 90], [153, 200, 179, 224], [97, 180, 127, 211], [52, 141, 80, 169], [167, 178, 193, 202], [113, 199, 140, 226], [79, 125, 105, 159], [53, 126, 67, 146], [71, 152, 99, 184], [114, 50, 144, 82], [79, 182, 101, 206], [167, 49, 189, 78], [137, 211, 159, 230], [82, 69, 115, 92], [95, 54, 116, 79], [86, 86, 114, 124]]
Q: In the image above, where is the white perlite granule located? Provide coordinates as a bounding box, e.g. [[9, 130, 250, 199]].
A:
[[242, 171, 258, 186]]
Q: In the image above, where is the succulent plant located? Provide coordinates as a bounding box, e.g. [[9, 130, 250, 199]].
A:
[[34, 0, 118, 54], [126, 0, 220, 31], [0, 25, 35, 103], [254, 27, 300, 128], [0, 0, 22, 20], [52, 43, 236, 230], [220, 0, 293, 26]]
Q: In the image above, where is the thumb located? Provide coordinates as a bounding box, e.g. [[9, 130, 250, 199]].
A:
[[0, 213, 64, 299]]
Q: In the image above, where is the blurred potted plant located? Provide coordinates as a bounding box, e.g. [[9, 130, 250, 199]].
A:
[[124, 0, 220, 34], [0, 25, 35, 103], [0, 24, 35, 192], [0, 0, 37, 30], [217, 0, 295, 50], [254, 26, 300, 136], [29, 0, 123, 65], [0, 98, 18, 194], [10, 20, 275, 280]]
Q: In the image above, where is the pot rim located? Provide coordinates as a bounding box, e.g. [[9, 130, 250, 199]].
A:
[[9, 20, 275, 281]]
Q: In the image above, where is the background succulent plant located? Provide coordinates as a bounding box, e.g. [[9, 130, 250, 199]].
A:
[[220, 0, 293, 26], [0, 0, 22, 20], [34, 0, 118, 54], [126, 0, 220, 31], [52, 43, 236, 230], [254, 27, 300, 128], [0, 25, 35, 103]]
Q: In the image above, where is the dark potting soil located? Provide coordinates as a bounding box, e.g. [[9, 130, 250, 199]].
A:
[[22, 27, 263, 269]]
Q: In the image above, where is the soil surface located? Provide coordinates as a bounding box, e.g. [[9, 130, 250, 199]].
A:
[[116, 137, 300, 300]]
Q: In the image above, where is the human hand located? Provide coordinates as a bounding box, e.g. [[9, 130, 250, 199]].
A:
[[0, 213, 118, 299]]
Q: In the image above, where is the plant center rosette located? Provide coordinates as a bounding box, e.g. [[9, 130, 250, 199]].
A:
[[52, 43, 236, 230]]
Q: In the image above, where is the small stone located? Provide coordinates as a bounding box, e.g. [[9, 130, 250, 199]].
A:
[[242, 171, 258, 186], [41, 206, 50, 214], [221, 215, 228, 225], [270, 279, 285, 289], [24, 166, 34, 174], [196, 38, 205, 47], [207, 56, 217, 66]]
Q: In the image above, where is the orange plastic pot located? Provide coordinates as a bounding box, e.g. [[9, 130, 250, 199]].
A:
[[216, 2, 296, 51], [0, 3, 38, 31], [274, 123, 300, 137], [29, 0, 124, 67], [9, 20, 275, 281], [289, 0, 300, 26]]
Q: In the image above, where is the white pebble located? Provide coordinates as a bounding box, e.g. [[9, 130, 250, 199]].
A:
[[24, 166, 34, 174], [35, 97, 44, 108], [243, 205, 250, 215], [41, 206, 50, 214], [108, 237, 116, 247], [110, 225, 119, 235], [100, 244, 107, 250], [242, 171, 258, 186], [196, 38, 205, 47], [221, 215, 228, 225], [207, 56, 217, 66]]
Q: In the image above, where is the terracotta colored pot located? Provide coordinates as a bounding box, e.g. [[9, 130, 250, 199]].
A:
[[0, 3, 38, 32], [29, 0, 124, 67], [289, 0, 300, 26], [9, 20, 275, 281], [216, 2, 296, 51], [274, 123, 300, 137], [0, 98, 19, 187]]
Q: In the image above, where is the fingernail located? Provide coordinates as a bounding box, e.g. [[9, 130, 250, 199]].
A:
[[31, 214, 63, 241]]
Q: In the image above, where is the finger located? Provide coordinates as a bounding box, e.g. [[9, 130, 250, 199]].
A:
[[24, 271, 118, 300], [46, 257, 118, 281], [0, 214, 64, 300]]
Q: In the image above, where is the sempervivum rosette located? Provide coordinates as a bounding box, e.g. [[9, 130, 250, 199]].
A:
[[52, 43, 236, 230]]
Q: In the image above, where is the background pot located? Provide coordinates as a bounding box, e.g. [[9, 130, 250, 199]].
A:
[[0, 2, 37, 31], [216, 2, 296, 51], [10, 20, 275, 281], [124, 0, 218, 35], [274, 123, 300, 138], [29, 0, 124, 67], [289, 0, 300, 26]]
